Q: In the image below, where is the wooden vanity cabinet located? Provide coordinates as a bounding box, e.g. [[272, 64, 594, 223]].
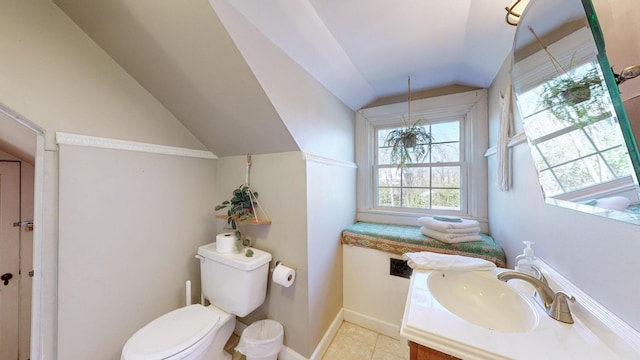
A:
[[409, 341, 461, 360]]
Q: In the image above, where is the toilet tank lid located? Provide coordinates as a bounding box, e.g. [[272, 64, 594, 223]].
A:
[[122, 304, 218, 360], [197, 244, 272, 271]]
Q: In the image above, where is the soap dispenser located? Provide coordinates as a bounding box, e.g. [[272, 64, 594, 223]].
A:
[[515, 241, 541, 279]]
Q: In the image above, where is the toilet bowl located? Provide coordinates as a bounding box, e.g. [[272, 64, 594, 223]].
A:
[[121, 304, 234, 360], [121, 245, 272, 360]]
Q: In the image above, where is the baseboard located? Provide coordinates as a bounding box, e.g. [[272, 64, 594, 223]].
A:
[[307, 309, 344, 360], [342, 308, 402, 340], [278, 345, 307, 360]]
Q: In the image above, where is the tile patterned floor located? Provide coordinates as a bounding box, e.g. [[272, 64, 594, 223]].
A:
[[224, 321, 409, 360], [322, 322, 409, 360]]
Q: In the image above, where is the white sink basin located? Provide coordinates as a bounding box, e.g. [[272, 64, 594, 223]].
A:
[[427, 270, 538, 333]]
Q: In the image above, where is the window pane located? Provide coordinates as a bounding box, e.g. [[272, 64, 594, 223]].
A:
[[378, 187, 400, 207], [378, 146, 393, 165], [378, 168, 401, 187], [432, 189, 460, 210], [378, 128, 393, 145], [402, 188, 431, 209], [522, 111, 566, 139], [538, 170, 562, 197], [537, 131, 595, 167], [401, 167, 430, 187], [431, 122, 459, 142], [601, 147, 633, 177], [554, 155, 613, 192], [431, 142, 460, 163], [432, 166, 460, 188], [584, 119, 627, 150]]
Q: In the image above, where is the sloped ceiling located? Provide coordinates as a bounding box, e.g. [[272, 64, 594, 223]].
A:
[[224, 0, 516, 108], [53, 0, 517, 157], [53, 0, 299, 157]]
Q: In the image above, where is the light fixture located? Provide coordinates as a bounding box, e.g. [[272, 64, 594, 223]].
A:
[[505, 0, 530, 26], [615, 65, 640, 85]]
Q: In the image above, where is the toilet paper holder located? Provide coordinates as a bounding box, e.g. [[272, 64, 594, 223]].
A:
[[271, 260, 296, 272]]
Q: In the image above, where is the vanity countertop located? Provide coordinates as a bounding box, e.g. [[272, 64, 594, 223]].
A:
[[400, 269, 626, 359]]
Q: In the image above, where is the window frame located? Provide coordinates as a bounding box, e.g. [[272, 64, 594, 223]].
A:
[[512, 27, 637, 202], [355, 90, 489, 226], [375, 117, 465, 210]]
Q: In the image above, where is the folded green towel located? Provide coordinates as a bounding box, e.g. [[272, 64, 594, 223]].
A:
[[433, 216, 463, 223]]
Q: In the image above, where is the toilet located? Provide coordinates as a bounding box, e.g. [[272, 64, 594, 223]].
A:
[[121, 243, 272, 360]]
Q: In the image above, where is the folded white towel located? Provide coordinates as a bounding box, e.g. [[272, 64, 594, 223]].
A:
[[403, 252, 496, 271], [421, 227, 482, 243], [418, 216, 480, 232], [426, 225, 481, 234]]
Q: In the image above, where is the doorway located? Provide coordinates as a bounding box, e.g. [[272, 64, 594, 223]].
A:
[[0, 105, 43, 360], [0, 161, 22, 359]]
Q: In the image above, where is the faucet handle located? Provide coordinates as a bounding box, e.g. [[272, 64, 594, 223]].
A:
[[550, 291, 576, 324]]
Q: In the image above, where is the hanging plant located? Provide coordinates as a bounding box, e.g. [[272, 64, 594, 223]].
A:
[[539, 67, 608, 127], [215, 184, 259, 251], [384, 77, 434, 170], [385, 117, 433, 170], [529, 26, 608, 127]]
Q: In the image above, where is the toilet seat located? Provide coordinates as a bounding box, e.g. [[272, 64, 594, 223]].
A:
[[122, 304, 219, 360]]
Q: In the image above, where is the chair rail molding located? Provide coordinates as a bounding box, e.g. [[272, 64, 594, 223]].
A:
[[55, 132, 216, 159]]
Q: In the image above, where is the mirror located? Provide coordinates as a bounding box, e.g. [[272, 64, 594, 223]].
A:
[[511, 0, 640, 224]]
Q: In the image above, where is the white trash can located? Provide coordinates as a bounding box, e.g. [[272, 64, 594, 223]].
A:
[[236, 319, 284, 360]]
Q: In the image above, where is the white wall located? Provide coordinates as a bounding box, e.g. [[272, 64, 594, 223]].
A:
[[343, 246, 409, 338], [0, 1, 214, 359], [215, 153, 355, 357], [216, 153, 311, 355], [306, 157, 356, 352], [57, 145, 215, 359], [488, 56, 640, 332]]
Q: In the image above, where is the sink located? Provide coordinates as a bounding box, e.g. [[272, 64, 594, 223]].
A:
[[427, 270, 538, 333]]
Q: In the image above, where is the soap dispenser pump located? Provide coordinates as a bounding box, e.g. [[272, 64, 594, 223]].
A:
[[515, 241, 541, 279]]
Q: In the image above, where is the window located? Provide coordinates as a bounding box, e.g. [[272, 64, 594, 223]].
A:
[[512, 27, 636, 201], [356, 90, 488, 225], [517, 61, 633, 198], [376, 119, 462, 210]]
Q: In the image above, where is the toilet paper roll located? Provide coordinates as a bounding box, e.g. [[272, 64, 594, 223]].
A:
[[216, 232, 237, 253], [272, 263, 295, 287]]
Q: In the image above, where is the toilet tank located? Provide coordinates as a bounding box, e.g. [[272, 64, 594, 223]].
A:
[[197, 243, 272, 317]]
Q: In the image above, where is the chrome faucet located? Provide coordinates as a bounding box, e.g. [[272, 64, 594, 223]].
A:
[[497, 271, 576, 324]]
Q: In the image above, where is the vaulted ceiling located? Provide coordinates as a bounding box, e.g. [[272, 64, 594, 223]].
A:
[[52, 0, 517, 156]]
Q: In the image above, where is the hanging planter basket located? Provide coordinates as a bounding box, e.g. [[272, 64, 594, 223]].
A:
[[400, 133, 418, 149], [560, 83, 591, 105], [384, 77, 434, 170], [215, 183, 270, 226]]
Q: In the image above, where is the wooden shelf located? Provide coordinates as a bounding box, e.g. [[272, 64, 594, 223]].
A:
[[215, 215, 271, 225]]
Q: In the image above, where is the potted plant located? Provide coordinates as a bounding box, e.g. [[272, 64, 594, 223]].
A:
[[215, 184, 259, 251], [539, 67, 608, 127], [385, 117, 433, 170], [528, 26, 608, 127]]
